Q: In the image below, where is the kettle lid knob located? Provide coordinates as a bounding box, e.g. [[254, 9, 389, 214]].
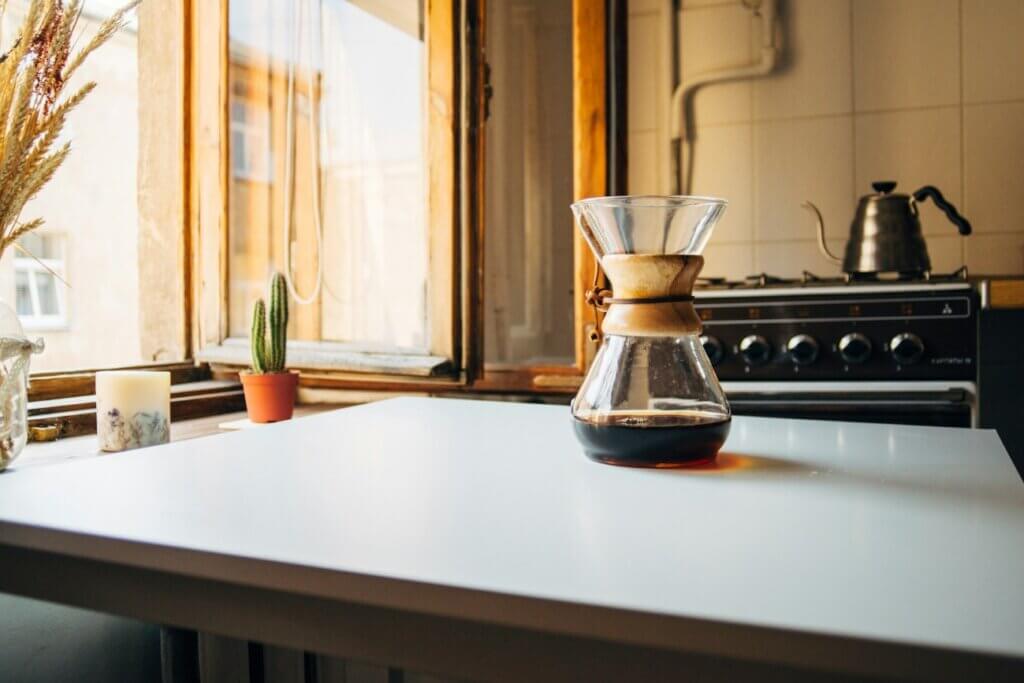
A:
[[872, 180, 897, 194]]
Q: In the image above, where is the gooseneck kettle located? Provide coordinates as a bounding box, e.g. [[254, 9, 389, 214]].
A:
[[804, 181, 971, 277]]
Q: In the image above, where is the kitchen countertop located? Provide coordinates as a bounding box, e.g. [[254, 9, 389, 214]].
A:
[[0, 397, 1022, 681]]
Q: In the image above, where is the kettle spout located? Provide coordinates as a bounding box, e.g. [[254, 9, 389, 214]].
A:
[[801, 201, 842, 264]]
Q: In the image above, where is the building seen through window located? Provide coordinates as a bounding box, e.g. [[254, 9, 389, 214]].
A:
[[0, 0, 179, 372]]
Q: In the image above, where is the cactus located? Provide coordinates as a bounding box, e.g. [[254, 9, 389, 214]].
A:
[[249, 272, 290, 374], [269, 271, 288, 371], [251, 298, 267, 373]]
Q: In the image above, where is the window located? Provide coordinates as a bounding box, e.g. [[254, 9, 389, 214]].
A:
[[194, 0, 459, 377], [227, 0, 429, 351], [14, 234, 68, 331], [0, 1, 186, 374], [484, 0, 575, 367], [230, 101, 273, 183], [192, 0, 610, 391], [10, 0, 612, 411]]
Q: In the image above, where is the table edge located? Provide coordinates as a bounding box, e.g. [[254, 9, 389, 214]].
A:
[[1, 521, 1022, 681]]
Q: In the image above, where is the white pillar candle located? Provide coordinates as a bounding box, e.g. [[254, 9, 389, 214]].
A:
[[96, 371, 171, 452]]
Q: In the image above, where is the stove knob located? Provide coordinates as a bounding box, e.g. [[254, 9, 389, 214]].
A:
[[786, 334, 819, 365], [889, 332, 925, 365], [701, 335, 725, 366], [838, 332, 872, 364], [739, 335, 772, 366]]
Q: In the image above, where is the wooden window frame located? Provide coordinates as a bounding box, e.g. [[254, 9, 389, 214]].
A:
[[28, 362, 245, 440], [470, 0, 620, 397], [190, 0, 476, 390], [28, 0, 617, 414], [192, 0, 617, 397]]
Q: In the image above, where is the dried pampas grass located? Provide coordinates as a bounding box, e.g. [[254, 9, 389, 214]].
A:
[[0, 0, 140, 260]]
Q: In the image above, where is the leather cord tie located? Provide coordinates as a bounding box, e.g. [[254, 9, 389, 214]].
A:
[[586, 288, 695, 311], [585, 265, 694, 342]]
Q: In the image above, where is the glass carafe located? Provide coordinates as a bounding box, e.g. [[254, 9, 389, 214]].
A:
[[570, 195, 730, 467]]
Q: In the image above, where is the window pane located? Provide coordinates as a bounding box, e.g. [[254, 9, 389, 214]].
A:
[[0, 2, 180, 372], [484, 0, 574, 365], [15, 271, 32, 317], [35, 273, 60, 316], [228, 0, 429, 352], [19, 233, 42, 259], [20, 233, 46, 259], [231, 128, 249, 177], [18, 233, 61, 260]]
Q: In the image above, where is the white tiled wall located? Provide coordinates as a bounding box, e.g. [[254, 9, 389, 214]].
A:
[[626, 0, 674, 194], [627, 0, 1024, 278]]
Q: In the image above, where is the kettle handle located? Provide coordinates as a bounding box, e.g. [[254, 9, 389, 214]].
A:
[[913, 186, 972, 236]]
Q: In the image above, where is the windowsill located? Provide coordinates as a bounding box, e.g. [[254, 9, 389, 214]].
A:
[[29, 379, 239, 414], [28, 378, 247, 439], [15, 404, 338, 472], [197, 338, 454, 378], [21, 324, 71, 334]]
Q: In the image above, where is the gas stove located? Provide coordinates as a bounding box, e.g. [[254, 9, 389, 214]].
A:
[[693, 269, 979, 428], [695, 268, 976, 381], [690, 268, 1024, 476]]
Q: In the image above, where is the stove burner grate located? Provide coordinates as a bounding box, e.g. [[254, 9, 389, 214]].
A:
[[697, 266, 969, 290]]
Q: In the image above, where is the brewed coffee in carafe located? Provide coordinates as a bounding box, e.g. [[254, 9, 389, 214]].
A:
[[570, 196, 731, 467]]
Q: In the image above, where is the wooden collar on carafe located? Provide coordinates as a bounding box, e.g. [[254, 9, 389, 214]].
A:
[[586, 255, 703, 340]]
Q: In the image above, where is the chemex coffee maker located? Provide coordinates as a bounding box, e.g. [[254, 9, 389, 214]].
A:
[[570, 196, 731, 467]]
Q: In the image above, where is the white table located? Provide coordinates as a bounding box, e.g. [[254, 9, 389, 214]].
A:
[[1, 397, 1022, 681]]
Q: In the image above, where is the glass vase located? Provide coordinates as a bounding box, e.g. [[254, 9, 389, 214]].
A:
[[0, 302, 43, 471]]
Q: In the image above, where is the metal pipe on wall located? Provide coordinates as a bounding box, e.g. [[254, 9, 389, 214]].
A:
[[668, 0, 779, 195]]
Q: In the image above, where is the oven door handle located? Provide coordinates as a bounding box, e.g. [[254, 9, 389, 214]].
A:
[[726, 388, 967, 405]]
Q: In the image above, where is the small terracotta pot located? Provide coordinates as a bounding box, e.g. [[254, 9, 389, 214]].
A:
[[240, 370, 299, 423]]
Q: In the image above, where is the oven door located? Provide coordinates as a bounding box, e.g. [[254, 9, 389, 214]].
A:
[[722, 381, 976, 428]]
